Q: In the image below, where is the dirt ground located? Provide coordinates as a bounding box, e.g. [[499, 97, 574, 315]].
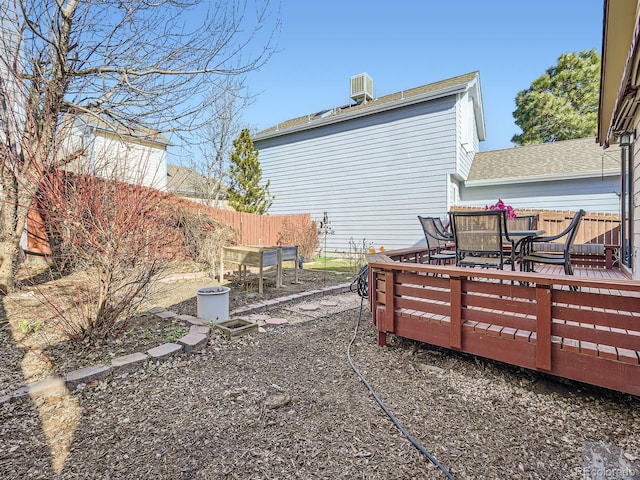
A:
[[1, 263, 640, 479]]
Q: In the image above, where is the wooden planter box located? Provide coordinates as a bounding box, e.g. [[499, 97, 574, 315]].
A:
[[216, 318, 258, 339]]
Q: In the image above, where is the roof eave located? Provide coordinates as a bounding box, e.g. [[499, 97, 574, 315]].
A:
[[597, 0, 639, 146], [465, 169, 620, 187], [253, 82, 472, 142]]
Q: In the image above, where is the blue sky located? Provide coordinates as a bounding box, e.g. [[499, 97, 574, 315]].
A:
[[238, 0, 604, 153]]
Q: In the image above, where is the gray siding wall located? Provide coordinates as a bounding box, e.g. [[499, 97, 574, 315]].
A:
[[458, 175, 621, 213], [255, 97, 458, 252]]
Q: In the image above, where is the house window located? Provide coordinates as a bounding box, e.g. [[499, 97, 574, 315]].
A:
[[620, 131, 634, 268]]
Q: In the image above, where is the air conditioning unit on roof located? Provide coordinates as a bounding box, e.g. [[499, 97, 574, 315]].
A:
[[350, 73, 373, 103]]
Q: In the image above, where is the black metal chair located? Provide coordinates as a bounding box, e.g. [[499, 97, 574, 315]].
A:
[[519, 209, 585, 277], [505, 214, 539, 260], [449, 209, 514, 270], [507, 214, 538, 230], [417, 216, 456, 265], [434, 217, 454, 240]]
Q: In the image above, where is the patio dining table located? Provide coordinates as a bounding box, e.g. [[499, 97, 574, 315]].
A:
[[505, 229, 546, 259]]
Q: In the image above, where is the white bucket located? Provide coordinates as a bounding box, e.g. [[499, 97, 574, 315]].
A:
[[196, 286, 230, 322]]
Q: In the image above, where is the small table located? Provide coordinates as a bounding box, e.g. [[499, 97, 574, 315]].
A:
[[220, 246, 281, 294], [506, 229, 546, 257]]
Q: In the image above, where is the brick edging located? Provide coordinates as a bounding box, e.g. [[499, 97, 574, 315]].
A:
[[1, 282, 355, 405]]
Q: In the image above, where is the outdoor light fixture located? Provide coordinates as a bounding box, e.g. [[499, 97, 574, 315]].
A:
[[618, 130, 635, 147]]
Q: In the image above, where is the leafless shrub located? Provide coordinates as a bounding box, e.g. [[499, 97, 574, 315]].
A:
[[33, 169, 182, 343], [277, 219, 319, 261]]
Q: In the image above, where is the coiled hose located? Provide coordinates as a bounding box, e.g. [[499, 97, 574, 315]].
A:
[[348, 265, 456, 480]]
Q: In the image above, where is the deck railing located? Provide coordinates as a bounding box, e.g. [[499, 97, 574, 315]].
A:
[[367, 248, 640, 396]]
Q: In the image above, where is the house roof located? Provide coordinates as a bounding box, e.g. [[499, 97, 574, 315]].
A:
[[76, 113, 171, 146], [254, 71, 484, 140], [466, 138, 620, 186], [166, 164, 227, 196], [167, 164, 207, 195]]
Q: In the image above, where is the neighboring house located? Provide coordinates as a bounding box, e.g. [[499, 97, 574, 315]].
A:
[[61, 114, 170, 190], [458, 138, 621, 213], [597, 0, 640, 280], [253, 71, 486, 252], [166, 164, 229, 208], [254, 71, 621, 253]]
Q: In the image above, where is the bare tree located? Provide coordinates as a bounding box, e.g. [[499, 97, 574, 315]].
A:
[[0, 0, 279, 292], [190, 76, 252, 207]]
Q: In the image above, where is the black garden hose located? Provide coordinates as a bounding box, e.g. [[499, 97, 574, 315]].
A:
[[348, 265, 456, 480]]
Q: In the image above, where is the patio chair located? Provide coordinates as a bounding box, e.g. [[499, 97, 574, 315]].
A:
[[434, 217, 454, 240], [519, 209, 585, 277], [507, 214, 538, 230], [449, 209, 514, 270], [505, 214, 539, 260], [417, 216, 456, 265]]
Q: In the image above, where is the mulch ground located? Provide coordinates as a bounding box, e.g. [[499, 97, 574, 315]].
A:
[[1, 265, 639, 479]]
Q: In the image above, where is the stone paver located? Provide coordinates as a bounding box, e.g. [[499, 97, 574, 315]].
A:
[[111, 352, 149, 373], [299, 303, 320, 311], [319, 300, 338, 307], [265, 317, 288, 326], [4, 286, 358, 403], [28, 377, 67, 398], [178, 333, 208, 353], [184, 316, 208, 326], [147, 342, 183, 360], [189, 325, 211, 336], [66, 365, 112, 390]]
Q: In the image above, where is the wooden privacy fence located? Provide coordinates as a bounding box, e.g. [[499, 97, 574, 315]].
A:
[[452, 207, 620, 245], [26, 188, 312, 257], [203, 208, 311, 246]]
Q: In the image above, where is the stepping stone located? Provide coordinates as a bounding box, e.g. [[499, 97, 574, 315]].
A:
[[257, 320, 267, 327], [299, 303, 320, 312], [111, 352, 149, 373], [178, 333, 208, 353], [148, 306, 166, 314], [178, 314, 200, 323], [155, 310, 178, 319], [65, 365, 112, 390], [147, 343, 183, 360], [319, 300, 338, 307], [265, 317, 288, 326], [249, 314, 270, 321]]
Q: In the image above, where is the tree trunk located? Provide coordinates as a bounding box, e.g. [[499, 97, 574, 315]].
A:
[[0, 168, 31, 294]]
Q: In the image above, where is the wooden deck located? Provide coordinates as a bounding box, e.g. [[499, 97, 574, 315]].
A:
[[367, 248, 640, 396]]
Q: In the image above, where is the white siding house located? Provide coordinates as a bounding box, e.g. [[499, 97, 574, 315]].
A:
[[253, 72, 485, 252], [597, 0, 640, 279], [63, 114, 169, 190]]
